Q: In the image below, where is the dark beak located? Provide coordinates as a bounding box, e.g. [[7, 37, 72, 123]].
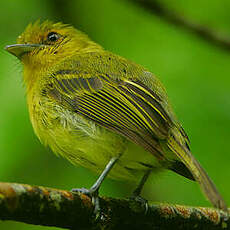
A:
[[5, 44, 44, 59]]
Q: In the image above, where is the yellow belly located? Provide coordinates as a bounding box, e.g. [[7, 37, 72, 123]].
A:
[[29, 95, 162, 182]]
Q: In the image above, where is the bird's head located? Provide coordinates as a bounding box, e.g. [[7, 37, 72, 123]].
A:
[[5, 20, 102, 68]]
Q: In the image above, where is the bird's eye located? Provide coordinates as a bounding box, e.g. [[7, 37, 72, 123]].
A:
[[47, 32, 60, 42]]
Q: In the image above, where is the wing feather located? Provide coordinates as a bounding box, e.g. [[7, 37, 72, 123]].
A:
[[48, 74, 174, 160]]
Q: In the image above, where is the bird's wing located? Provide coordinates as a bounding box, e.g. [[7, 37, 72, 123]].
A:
[[46, 65, 227, 211], [47, 71, 175, 162]]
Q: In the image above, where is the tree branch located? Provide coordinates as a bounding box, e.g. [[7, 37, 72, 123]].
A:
[[0, 182, 229, 229], [126, 0, 230, 52]]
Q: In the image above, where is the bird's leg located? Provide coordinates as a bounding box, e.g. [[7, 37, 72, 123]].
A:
[[133, 169, 152, 196], [130, 169, 152, 214], [71, 156, 119, 214]]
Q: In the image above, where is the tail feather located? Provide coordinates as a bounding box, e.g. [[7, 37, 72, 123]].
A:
[[169, 160, 195, 181], [168, 136, 227, 212]]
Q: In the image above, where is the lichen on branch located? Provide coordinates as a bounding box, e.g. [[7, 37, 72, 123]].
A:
[[0, 182, 228, 229]]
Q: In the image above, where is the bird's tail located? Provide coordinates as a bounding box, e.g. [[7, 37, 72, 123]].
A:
[[168, 135, 227, 212]]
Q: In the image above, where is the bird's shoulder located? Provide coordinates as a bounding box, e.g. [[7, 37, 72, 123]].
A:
[[47, 51, 168, 100]]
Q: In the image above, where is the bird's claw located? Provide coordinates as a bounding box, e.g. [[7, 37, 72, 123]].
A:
[[71, 187, 92, 195], [71, 187, 101, 215], [129, 195, 149, 214]]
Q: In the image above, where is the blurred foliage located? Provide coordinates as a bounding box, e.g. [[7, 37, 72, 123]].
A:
[[0, 0, 230, 229]]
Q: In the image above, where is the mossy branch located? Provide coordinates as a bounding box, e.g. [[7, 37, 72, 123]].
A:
[[0, 182, 229, 229]]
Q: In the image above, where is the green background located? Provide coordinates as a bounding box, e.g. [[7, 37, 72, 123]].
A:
[[0, 0, 230, 229]]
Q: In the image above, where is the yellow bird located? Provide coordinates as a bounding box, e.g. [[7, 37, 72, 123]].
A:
[[5, 20, 227, 213]]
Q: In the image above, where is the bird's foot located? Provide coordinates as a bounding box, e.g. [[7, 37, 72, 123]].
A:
[[71, 187, 100, 216], [71, 187, 92, 195], [129, 194, 148, 214]]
